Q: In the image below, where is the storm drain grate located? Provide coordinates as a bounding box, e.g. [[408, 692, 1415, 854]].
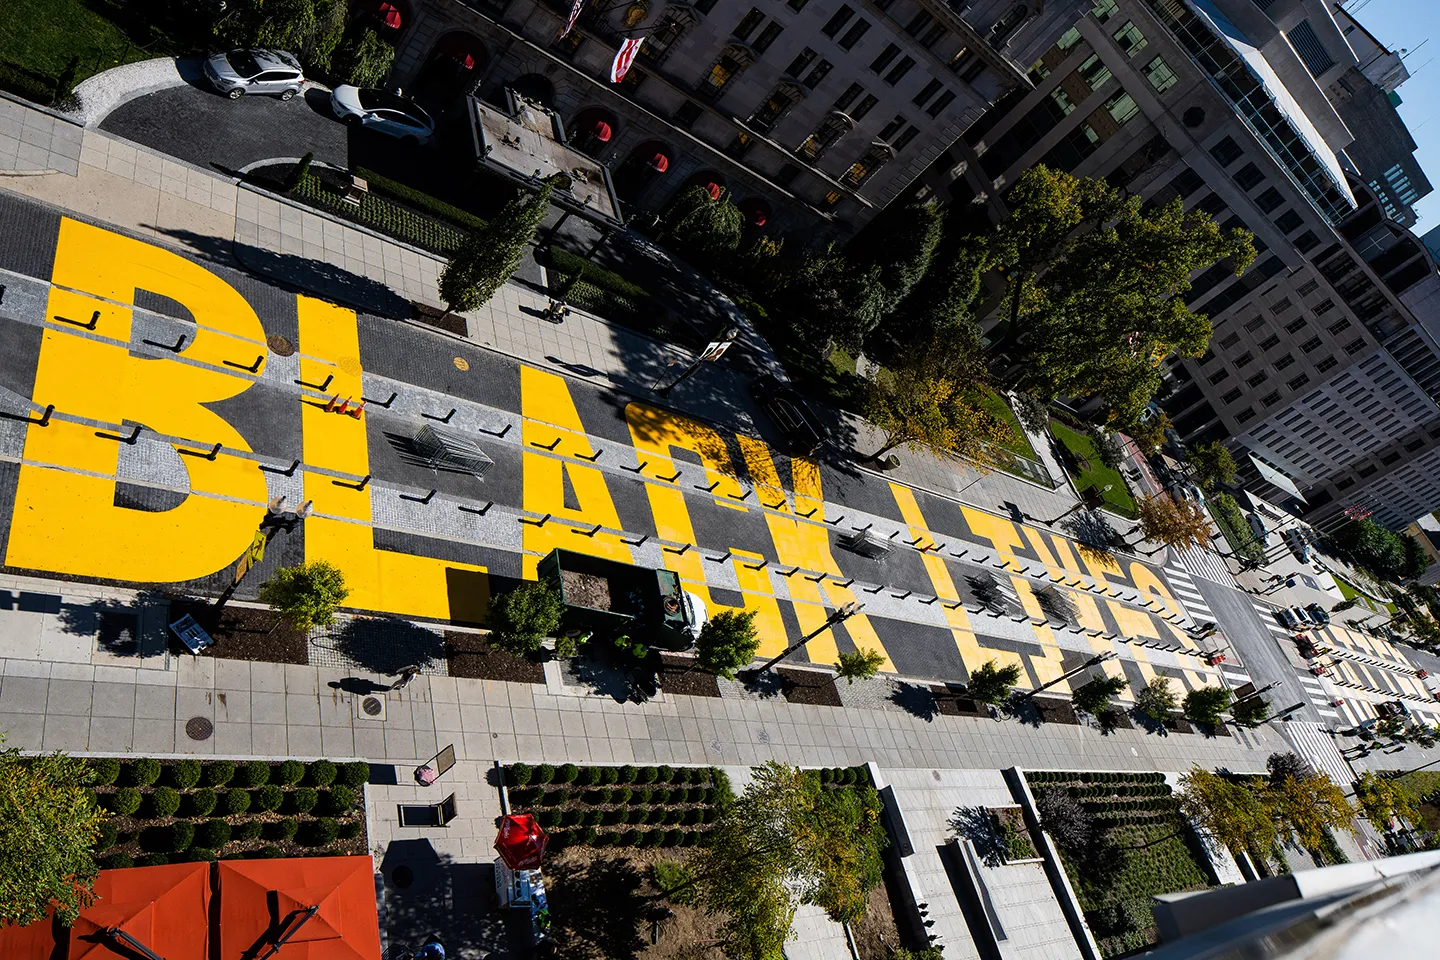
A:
[[185, 716, 214, 741]]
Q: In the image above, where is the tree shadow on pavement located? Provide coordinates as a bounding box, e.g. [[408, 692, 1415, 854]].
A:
[[1002, 695, 1044, 729], [948, 805, 1006, 867], [1131, 708, 1169, 736], [56, 591, 172, 658], [380, 839, 512, 960], [545, 852, 658, 960], [328, 617, 447, 675], [1064, 511, 1121, 561], [889, 682, 938, 722]]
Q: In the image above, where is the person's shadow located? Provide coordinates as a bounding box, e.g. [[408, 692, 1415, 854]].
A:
[[328, 677, 390, 695]]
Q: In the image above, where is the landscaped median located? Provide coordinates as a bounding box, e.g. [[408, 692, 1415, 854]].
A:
[[1047, 419, 1137, 518]]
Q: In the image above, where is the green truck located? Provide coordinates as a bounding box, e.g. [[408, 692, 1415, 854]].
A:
[[537, 548, 708, 651]]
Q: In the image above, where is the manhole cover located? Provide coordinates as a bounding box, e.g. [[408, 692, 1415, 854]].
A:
[[454, 356, 470, 371], [266, 334, 296, 356], [361, 696, 384, 716], [339, 356, 363, 376], [391, 866, 414, 888], [185, 716, 213, 741]]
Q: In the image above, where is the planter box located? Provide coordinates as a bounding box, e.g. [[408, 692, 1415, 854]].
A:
[[992, 805, 1043, 864]]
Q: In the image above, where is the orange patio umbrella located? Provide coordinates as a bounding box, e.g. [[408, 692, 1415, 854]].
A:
[[218, 856, 381, 960], [70, 862, 211, 960]]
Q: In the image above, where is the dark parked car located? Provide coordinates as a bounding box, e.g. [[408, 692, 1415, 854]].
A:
[[750, 375, 824, 456]]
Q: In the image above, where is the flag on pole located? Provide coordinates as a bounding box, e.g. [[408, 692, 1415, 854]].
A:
[[610, 36, 644, 83], [559, 0, 586, 39]]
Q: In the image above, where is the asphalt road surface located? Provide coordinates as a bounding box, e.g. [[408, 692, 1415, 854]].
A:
[[1194, 576, 1322, 723]]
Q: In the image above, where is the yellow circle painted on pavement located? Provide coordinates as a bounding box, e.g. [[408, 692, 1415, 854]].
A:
[[454, 357, 470, 371]]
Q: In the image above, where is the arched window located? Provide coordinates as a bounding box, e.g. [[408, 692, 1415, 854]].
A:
[[641, 5, 698, 67], [795, 112, 853, 162], [988, 4, 1029, 45], [748, 82, 803, 134], [840, 143, 894, 188]]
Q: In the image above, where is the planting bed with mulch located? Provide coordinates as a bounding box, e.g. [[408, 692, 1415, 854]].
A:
[[1099, 709, 1133, 730], [1032, 696, 1081, 725], [932, 687, 990, 717], [87, 757, 369, 868], [412, 302, 468, 336], [777, 666, 843, 706], [504, 763, 732, 850], [657, 654, 721, 697], [1026, 771, 1212, 957], [993, 806, 1039, 861], [444, 631, 546, 683], [169, 600, 308, 664], [1165, 716, 1195, 734]]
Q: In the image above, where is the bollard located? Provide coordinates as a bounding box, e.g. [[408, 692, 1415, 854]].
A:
[[830, 578, 855, 588], [400, 489, 438, 504], [863, 584, 885, 594], [730, 489, 752, 501], [779, 566, 799, 577], [622, 535, 649, 547], [658, 471, 682, 483], [696, 480, 722, 493], [825, 515, 845, 525], [479, 423, 511, 438], [664, 543, 693, 555], [577, 449, 603, 462], [422, 408, 457, 423], [798, 507, 818, 518], [519, 513, 552, 526], [32, 404, 54, 427], [225, 355, 264, 372], [623, 460, 649, 474], [458, 501, 494, 516], [334, 474, 370, 491], [806, 573, 826, 582], [765, 499, 787, 510], [577, 524, 603, 538], [708, 551, 732, 563], [745, 560, 768, 571], [296, 374, 335, 391], [893, 591, 912, 600], [531, 437, 563, 451]]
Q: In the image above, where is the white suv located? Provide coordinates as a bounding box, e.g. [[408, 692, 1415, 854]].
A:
[[204, 49, 305, 100]]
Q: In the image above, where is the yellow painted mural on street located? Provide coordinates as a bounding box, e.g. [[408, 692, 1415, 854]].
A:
[[959, 507, 1064, 686]]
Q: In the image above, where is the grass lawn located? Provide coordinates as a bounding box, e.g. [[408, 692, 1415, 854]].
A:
[[980, 390, 1037, 460], [1048, 420, 1137, 517], [1333, 576, 1395, 614], [0, 0, 191, 105]]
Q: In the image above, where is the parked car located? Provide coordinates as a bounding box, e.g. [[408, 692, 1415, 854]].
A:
[[1291, 605, 1315, 627], [1169, 481, 1205, 504], [749, 375, 824, 456], [1246, 511, 1271, 546], [1375, 700, 1410, 720], [329, 85, 435, 144], [1305, 602, 1331, 625], [1282, 527, 1311, 563], [1274, 607, 1299, 630], [204, 49, 304, 100]]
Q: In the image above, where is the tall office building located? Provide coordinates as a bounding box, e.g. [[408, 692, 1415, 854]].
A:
[[915, 0, 1439, 530], [374, 0, 1086, 233]]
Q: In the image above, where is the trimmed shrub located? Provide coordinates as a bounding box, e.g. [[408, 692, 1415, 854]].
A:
[[342, 761, 371, 788], [136, 853, 170, 867], [651, 788, 671, 805], [240, 760, 271, 787], [585, 809, 604, 827], [537, 809, 559, 828], [533, 763, 555, 785], [582, 826, 598, 845], [701, 808, 718, 824], [188, 847, 217, 862], [205, 761, 236, 787], [102, 852, 134, 869], [841, 768, 858, 785], [564, 809, 584, 827], [618, 765, 638, 784], [258, 846, 283, 859], [188, 788, 218, 818], [128, 759, 162, 787], [139, 826, 171, 852], [94, 820, 119, 851], [149, 786, 182, 819], [638, 766, 659, 785], [290, 787, 319, 815], [602, 766, 620, 785], [547, 789, 570, 806], [663, 829, 681, 847], [306, 760, 337, 788], [302, 818, 339, 847], [666, 808, 686, 825], [633, 787, 652, 805], [338, 821, 362, 840], [684, 808, 703, 826], [583, 766, 604, 786], [237, 820, 264, 842], [255, 785, 284, 813], [601, 808, 624, 826], [89, 757, 122, 786], [613, 787, 633, 805], [325, 785, 356, 815], [592, 832, 613, 848], [198, 820, 232, 849], [111, 788, 143, 815], [224, 789, 252, 816], [687, 787, 705, 803], [266, 819, 300, 841], [657, 765, 675, 783], [557, 763, 579, 784], [623, 829, 642, 846], [614, 806, 634, 825], [171, 759, 203, 789], [170, 821, 195, 853], [509, 763, 533, 787], [277, 760, 306, 785]]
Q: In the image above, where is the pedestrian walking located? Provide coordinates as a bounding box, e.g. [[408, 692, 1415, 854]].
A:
[[390, 664, 421, 690]]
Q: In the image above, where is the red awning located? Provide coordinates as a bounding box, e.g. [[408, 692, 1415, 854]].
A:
[[377, 2, 402, 28], [219, 857, 382, 960], [738, 199, 770, 226], [592, 120, 613, 142], [495, 814, 548, 870], [703, 182, 722, 201], [436, 33, 480, 70], [650, 152, 670, 173]]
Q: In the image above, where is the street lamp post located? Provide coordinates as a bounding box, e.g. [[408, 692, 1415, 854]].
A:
[[750, 601, 864, 675], [1022, 650, 1117, 699], [1044, 485, 1111, 525], [656, 326, 739, 397]]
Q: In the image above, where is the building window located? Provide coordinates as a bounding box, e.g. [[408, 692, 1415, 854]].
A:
[[884, 56, 915, 85], [673, 100, 703, 128], [1255, 187, 1284, 213], [958, 55, 986, 83], [840, 144, 892, 187], [785, 48, 817, 78], [788, 0, 809, 10], [920, 22, 947, 49], [1273, 354, 1295, 371], [1057, 27, 1083, 52], [1284, 317, 1306, 333], [926, 90, 955, 116], [1208, 369, 1231, 385], [1234, 163, 1264, 191], [1078, 54, 1112, 90], [1222, 388, 1243, 403], [851, 93, 878, 119], [893, 125, 919, 151], [1300, 336, 1322, 353], [1261, 391, 1281, 407], [824, 190, 842, 206], [640, 8, 696, 66], [796, 114, 851, 162], [904, 10, 933, 37], [1315, 299, 1336, 316], [1092, 0, 1119, 22], [1220, 333, 1241, 351], [821, 6, 854, 37], [1327, 317, 1350, 335], [833, 82, 862, 111], [1104, 91, 1140, 125], [1209, 136, 1242, 167], [989, 4, 1029, 45], [1297, 279, 1319, 296], [870, 43, 900, 73], [749, 84, 801, 134], [1295, 230, 1320, 253], [1288, 20, 1335, 77], [1287, 373, 1310, 390], [696, 51, 748, 102], [1236, 351, 1254, 366], [1113, 21, 1148, 56], [839, 19, 870, 49], [1144, 56, 1177, 92], [1244, 316, 1266, 332], [913, 78, 942, 107], [752, 22, 783, 52], [726, 132, 754, 159], [776, 163, 800, 185], [804, 59, 832, 89], [1275, 210, 1304, 233], [1247, 371, 1268, 387], [1316, 356, 1338, 373], [1259, 334, 1280, 350], [1236, 407, 1257, 423], [879, 115, 905, 141], [1345, 337, 1367, 354], [733, 8, 764, 40], [1270, 298, 1293, 315]]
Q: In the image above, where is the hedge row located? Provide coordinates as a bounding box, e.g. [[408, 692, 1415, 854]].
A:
[[507, 762, 719, 788], [291, 173, 467, 256], [548, 826, 708, 850], [353, 167, 490, 233], [87, 758, 369, 790]]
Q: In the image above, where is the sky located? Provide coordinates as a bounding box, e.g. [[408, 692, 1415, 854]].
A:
[[1345, 0, 1440, 231]]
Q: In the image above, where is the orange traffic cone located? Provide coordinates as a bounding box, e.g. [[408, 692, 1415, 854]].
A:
[[336, 397, 351, 415], [349, 400, 366, 419], [324, 395, 339, 412]]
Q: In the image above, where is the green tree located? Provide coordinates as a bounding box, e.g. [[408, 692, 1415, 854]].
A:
[[835, 648, 886, 684], [666, 186, 744, 260], [1263, 772, 1356, 850], [1352, 772, 1421, 829], [0, 745, 106, 926], [1182, 686, 1232, 726], [1072, 675, 1127, 715], [988, 166, 1255, 423], [767, 246, 884, 351], [846, 201, 945, 340], [488, 579, 564, 656], [216, 0, 347, 70], [878, 221, 988, 357], [333, 28, 395, 87], [965, 659, 1023, 705], [1177, 766, 1277, 853], [1127, 411, 1172, 455], [439, 183, 553, 313], [258, 561, 348, 633], [1134, 492, 1212, 551], [863, 338, 1011, 463], [1187, 441, 1237, 492], [1339, 517, 1429, 583], [1230, 695, 1270, 728], [696, 609, 760, 679], [1134, 676, 1177, 719], [690, 762, 887, 956]]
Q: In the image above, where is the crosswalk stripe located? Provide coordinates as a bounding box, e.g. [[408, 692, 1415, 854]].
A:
[[1318, 709, 1339, 718]]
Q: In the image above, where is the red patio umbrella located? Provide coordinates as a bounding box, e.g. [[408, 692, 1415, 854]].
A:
[[71, 862, 211, 960], [495, 813, 548, 869], [218, 857, 381, 960]]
